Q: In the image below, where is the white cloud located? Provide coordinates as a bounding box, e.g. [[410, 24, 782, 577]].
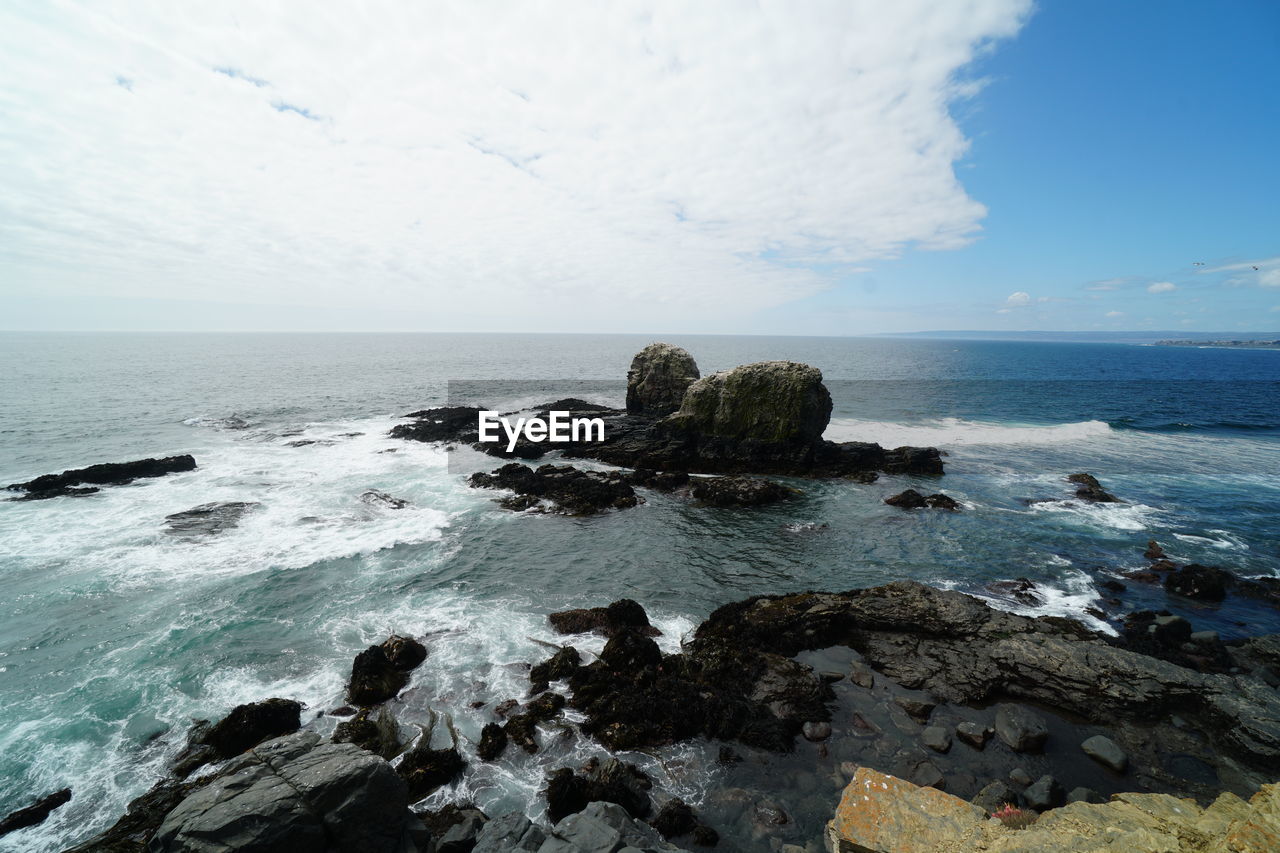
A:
[[1261, 269, 1280, 288], [0, 0, 1032, 330], [1105, 310, 1124, 318], [1147, 281, 1177, 293], [1005, 291, 1032, 307]]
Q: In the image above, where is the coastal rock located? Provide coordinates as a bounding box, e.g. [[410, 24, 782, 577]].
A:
[[1165, 563, 1231, 601], [627, 468, 690, 492], [1067, 786, 1105, 804], [884, 489, 960, 510], [469, 463, 639, 515], [1081, 734, 1129, 773], [0, 788, 71, 838], [1145, 539, 1167, 560], [531, 646, 582, 691], [473, 812, 547, 853], [348, 635, 426, 706], [151, 732, 425, 853], [548, 600, 660, 638], [390, 406, 486, 443], [669, 361, 832, 444], [986, 578, 1043, 606], [803, 721, 832, 742], [202, 698, 303, 761], [552, 801, 692, 853], [995, 705, 1049, 754], [359, 489, 410, 509], [972, 780, 1019, 815], [689, 475, 797, 507], [649, 798, 714, 842], [828, 768, 1280, 853], [397, 737, 466, 801], [922, 725, 952, 754], [955, 721, 993, 749], [545, 757, 653, 823], [476, 722, 508, 761], [332, 707, 402, 759], [626, 343, 701, 416], [1023, 774, 1065, 810], [1067, 472, 1121, 503], [7, 454, 196, 500], [502, 692, 567, 755], [416, 803, 489, 853], [164, 501, 259, 536]]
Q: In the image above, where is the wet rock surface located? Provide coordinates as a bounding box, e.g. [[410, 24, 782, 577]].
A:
[[348, 635, 427, 706], [469, 463, 640, 515], [7, 454, 196, 500], [0, 788, 71, 838], [884, 489, 959, 510], [546, 757, 653, 823], [1067, 472, 1121, 503], [163, 501, 260, 536], [548, 600, 660, 638], [689, 475, 797, 507]]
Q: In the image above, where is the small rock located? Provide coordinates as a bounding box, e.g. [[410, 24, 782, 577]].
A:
[[1009, 768, 1033, 787], [477, 723, 507, 761], [1144, 540, 1166, 560], [995, 704, 1049, 754], [910, 761, 945, 790], [955, 721, 993, 750], [802, 721, 832, 742], [1067, 472, 1121, 503], [1164, 564, 1231, 601], [922, 726, 952, 754], [884, 489, 959, 510], [1081, 734, 1128, 773], [893, 695, 936, 723], [1190, 630, 1220, 645], [971, 781, 1019, 815], [1067, 787, 1105, 804], [1023, 775, 1065, 810], [849, 661, 875, 689]]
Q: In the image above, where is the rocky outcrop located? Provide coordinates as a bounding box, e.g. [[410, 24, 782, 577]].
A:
[[549, 600, 660, 638], [827, 767, 1280, 853], [469, 463, 640, 515], [689, 475, 797, 507], [668, 361, 831, 444], [0, 788, 71, 838], [332, 707, 403, 759], [1067, 472, 1121, 503], [348, 635, 427, 706], [150, 732, 426, 853], [164, 501, 260, 536], [884, 489, 960, 510], [546, 757, 654, 823], [626, 343, 701, 416], [389, 406, 487, 443], [478, 801, 690, 853], [1166, 564, 1232, 601], [170, 698, 303, 779], [7, 454, 196, 500]]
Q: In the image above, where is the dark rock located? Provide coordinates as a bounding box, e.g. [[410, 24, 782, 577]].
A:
[[332, 707, 401, 759], [626, 343, 701, 416], [202, 698, 302, 761], [348, 636, 426, 706], [150, 732, 425, 853], [545, 758, 653, 823], [692, 825, 719, 846], [986, 578, 1043, 607], [971, 781, 1018, 815], [893, 695, 936, 723], [650, 798, 698, 839], [955, 721, 993, 749], [627, 468, 691, 492], [530, 646, 583, 691], [469, 463, 639, 515], [476, 723, 508, 762], [849, 661, 875, 689], [689, 476, 797, 507], [418, 804, 488, 853], [1009, 768, 1033, 787], [752, 799, 789, 826], [1067, 786, 1105, 804], [1144, 540, 1166, 560], [1081, 734, 1128, 772], [1119, 610, 1231, 673], [8, 454, 197, 501], [802, 721, 832, 742], [1101, 579, 1127, 593], [473, 812, 547, 853], [922, 725, 952, 753], [1067, 472, 1121, 503], [0, 788, 71, 837], [390, 406, 486, 442], [1023, 774, 1065, 810], [534, 398, 613, 413], [884, 489, 959, 510], [553, 801, 686, 852], [910, 761, 945, 790], [995, 704, 1049, 754], [164, 501, 259, 536], [359, 489, 410, 509], [548, 600, 660, 638], [397, 739, 465, 801], [501, 692, 567, 755], [1165, 564, 1231, 601]]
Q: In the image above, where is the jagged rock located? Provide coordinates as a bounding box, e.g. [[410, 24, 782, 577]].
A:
[[502, 692, 567, 755], [473, 812, 547, 853], [201, 698, 302, 762], [689, 476, 797, 507], [626, 343, 701, 416], [345, 635, 426, 707], [922, 725, 952, 754], [0, 788, 71, 837], [469, 463, 639, 515], [986, 578, 1043, 606], [1067, 472, 1121, 503], [1081, 734, 1128, 773], [359, 489, 410, 509], [332, 707, 401, 759], [150, 732, 425, 853], [552, 801, 691, 853], [1023, 775, 1065, 811], [545, 758, 653, 823], [8, 454, 197, 500], [670, 361, 831, 444], [884, 489, 960, 510], [1067, 786, 1105, 804], [549, 600, 660, 638], [164, 501, 259, 536], [955, 721, 993, 750], [1165, 563, 1231, 601], [972, 780, 1019, 815], [416, 804, 489, 853], [994, 704, 1049, 754], [531, 646, 582, 690], [1144, 540, 1166, 560], [390, 406, 486, 442], [397, 738, 465, 801], [477, 723, 508, 761]]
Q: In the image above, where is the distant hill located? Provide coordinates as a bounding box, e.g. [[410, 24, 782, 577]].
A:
[[877, 330, 1280, 344]]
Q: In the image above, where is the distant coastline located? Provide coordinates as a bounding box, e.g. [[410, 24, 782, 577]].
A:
[[1155, 338, 1280, 349]]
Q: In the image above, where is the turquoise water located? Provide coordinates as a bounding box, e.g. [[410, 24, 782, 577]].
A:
[[1, 333, 1278, 851]]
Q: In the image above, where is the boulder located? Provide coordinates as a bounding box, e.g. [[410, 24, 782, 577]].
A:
[[689, 476, 797, 507], [545, 758, 653, 823], [1023, 775, 1065, 811], [416, 803, 489, 853], [150, 732, 425, 853], [476, 723, 508, 761], [626, 344, 701, 416], [884, 490, 960, 510], [397, 738, 465, 801], [8, 454, 197, 501], [473, 812, 547, 853], [668, 361, 831, 444], [1081, 734, 1128, 773], [1067, 786, 1105, 804], [332, 707, 402, 759], [469, 463, 639, 515], [202, 698, 302, 761], [1165, 564, 1231, 601], [827, 767, 987, 852], [551, 801, 691, 853], [531, 646, 583, 690], [348, 636, 426, 706], [1067, 472, 1121, 503], [955, 721, 993, 750], [994, 704, 1049, 754], [922, 725, 952, 754], [802, 721, 832, 742], [972, 780, 1019, 815], [0, 788, 71, 837], [549, 601, 660, 638]]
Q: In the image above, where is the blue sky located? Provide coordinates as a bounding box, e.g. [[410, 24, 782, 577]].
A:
[[1, 1, 1277, 334]]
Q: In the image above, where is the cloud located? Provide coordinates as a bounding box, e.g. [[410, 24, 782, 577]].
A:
[[0, 1, 1033, 331], [1147, 281, 1177, 294], [1105, 310, 1124, 318], [1005, 291, 1032, 307]]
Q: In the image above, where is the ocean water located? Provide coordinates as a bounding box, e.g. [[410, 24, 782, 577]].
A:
[[1, 332, 1278, 852]]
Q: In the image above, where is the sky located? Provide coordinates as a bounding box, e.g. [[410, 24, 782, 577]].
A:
[[1, 0, 1278, 335]]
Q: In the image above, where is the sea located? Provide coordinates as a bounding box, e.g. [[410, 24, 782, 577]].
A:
[[1, 332, 1278, 852]]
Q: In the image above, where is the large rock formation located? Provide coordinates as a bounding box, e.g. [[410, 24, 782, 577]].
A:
[[669, 361, 830, 443], [827, 767, 1280, 853], [150, 732, 426, 853], [626, 343, 701, 416], [7, 454, 197, 501]]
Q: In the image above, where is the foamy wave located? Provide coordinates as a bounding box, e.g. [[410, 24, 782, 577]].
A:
[[1173, 530, 1251, 552], [971, 569, 1114, 635], [1026, 499, 1161, 532], [824, 417, 1113, 447]]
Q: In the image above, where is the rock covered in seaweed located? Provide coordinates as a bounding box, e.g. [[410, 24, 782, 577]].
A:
[[626, 343, 701, 416], [347, 635, 427, 706], [469, 463, 639, 515]]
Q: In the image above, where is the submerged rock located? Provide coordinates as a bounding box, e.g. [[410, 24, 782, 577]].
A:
[[7, 454, 196, 500], [994, 704, 1049, 754], [1081, 734, 1128, 773], [626, 343, 701, 416], [359, 489, 410, 509], [689, 475, 797, 507], [0, 788, 71, 838], [1165, 563, 1231, 601], [469, 463, 639, 515], [163, 501, 259, 536], [884, 489, 960, 510], [1067, 472, 1121, 503]]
